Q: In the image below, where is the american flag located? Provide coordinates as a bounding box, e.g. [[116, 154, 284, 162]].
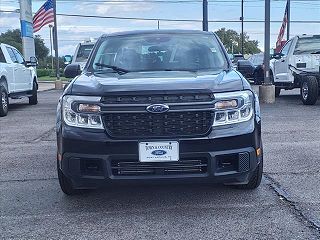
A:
[[276, 1, 288, 50], [33, 0, 55, 33]]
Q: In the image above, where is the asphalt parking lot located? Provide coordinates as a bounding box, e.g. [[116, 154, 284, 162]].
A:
[[0, 88, 320, 239]]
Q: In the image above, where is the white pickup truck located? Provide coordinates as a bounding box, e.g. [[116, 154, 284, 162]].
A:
[[270, 35, 320, 105], [0, 43, 38, 117], [63, 40, 95, 70]]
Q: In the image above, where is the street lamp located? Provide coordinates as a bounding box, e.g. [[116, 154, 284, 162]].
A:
[[49, 25, 54, 73]]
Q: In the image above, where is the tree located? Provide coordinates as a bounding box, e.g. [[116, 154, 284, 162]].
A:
[[34, 35, 49, 60], [0, 29, 49, 60], [215, 28, 261, 54]]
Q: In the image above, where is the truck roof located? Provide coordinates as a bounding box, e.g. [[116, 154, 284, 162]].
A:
[[0, 43, 19, 50], [296, 34, 320, 39], [101, 29, 213, 38], [0, 43, 12, 47]]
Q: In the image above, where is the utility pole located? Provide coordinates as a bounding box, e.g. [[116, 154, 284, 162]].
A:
[[259, 0, 275, 104], [19, 0, 35, 62], [202, 0, 208, 31], [53, 0, 62, 89], [241, 0, 244, 55], [287, 0, 290, 40], [264, 0, 271, 85]]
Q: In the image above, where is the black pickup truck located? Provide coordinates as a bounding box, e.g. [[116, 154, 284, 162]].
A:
[[57, 30, 263, 195]]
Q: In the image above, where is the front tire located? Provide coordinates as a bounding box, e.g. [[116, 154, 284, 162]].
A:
[[0, 85, 9, 117], [28, 81, 38, 105], [57, 160, 77, 195], [235, 159, 263, 190], [300, 76, 318, 105], [275, 87, 281, 97]]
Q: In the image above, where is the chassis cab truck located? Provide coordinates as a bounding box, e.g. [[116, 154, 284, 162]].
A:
[[0, 43, 38, 117], [270, 35, 320, 105]]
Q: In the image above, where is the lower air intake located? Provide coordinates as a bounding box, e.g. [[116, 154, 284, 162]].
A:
[[111, 158, 208, 176]]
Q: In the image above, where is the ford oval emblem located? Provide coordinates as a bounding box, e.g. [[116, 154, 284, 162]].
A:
[[146, 104, 169, 114], [151, 150, 167, 156]]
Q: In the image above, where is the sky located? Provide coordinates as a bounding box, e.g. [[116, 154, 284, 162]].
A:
[[0, 0, 319, 56]]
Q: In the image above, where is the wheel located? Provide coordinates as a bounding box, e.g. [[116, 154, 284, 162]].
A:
[[28, 81, 38, 105], [275, 87, 281, 97], [0, 85, 9, 117], [300, 76, 319, 105], [57, 160, 77, 195], [235, 159, 263, 190]]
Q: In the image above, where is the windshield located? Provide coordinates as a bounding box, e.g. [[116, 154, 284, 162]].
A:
[[90, 33, 228, 73], [249, 54, 264, 65], [294, 36, 320, 55], [75, 44, 94, 62]]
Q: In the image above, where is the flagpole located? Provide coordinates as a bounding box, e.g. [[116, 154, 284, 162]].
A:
[[53, 0, 62, 89], [287, 0, 290, 41]]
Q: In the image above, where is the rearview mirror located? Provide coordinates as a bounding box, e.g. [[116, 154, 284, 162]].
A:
[[64, 64, 81, 78]]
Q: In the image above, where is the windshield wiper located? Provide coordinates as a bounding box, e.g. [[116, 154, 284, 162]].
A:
[[311, 51, 320, 54], [95, 63, 129, 74], [164, 69, 197, 73]]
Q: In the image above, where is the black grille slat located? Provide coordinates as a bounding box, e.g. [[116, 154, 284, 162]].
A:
[[103, 111, 213, 138], [101, 93, 214, 104], [111, 159, 208, 176], [112, 164, 208, 170]]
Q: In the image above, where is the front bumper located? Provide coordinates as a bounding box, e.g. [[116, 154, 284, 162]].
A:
[[57, 124, 262, 189]]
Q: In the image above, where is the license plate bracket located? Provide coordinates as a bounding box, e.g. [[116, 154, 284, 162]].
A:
[[139, 141, 179, 162]]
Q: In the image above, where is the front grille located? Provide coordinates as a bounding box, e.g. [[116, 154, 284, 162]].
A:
[[103, 111, 213, 138], [101, 93, 214, 104], [111, 158, 208, 176]]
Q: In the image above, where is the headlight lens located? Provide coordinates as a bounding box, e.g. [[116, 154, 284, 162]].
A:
[[213, 91, 253, 126], [214, 99, 238, 109], [62, 95, 103, 129]]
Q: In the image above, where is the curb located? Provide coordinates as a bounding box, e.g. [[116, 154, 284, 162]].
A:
[[38, 81, 69, 84]]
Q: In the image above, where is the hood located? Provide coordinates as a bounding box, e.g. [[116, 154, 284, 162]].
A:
[[69, 70, 247, 96]]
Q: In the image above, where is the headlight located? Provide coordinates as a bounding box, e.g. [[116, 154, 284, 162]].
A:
[[213, 91, 253, 126], [62, 95, 103, 129]]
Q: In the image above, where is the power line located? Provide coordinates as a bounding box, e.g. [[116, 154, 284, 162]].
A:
[[1, 10, 319, 23], [2, 0, 320, 4]]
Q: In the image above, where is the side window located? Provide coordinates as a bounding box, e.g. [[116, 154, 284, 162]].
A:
[[6, 47, 18, 63], [281, 40, 292, 56], [0, 48, 6, 63], [12, 49, 25, 64], [251, 56, 257, 65]]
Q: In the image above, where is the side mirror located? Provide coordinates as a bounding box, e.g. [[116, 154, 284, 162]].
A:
[[272, 53, 283, 60], [64, 55, 73, 65], [237, 60, 252, 69], [26, 56, 38, 67], [64, 64, 81, 78]]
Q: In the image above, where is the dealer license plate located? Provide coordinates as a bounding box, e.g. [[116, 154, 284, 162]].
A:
[[139, 141, 179, 162]]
